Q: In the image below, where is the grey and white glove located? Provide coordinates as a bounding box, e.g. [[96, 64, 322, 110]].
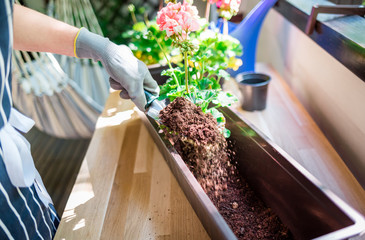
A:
[[75, 28, 159, 111]]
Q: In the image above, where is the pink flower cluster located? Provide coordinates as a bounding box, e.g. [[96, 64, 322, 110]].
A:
[[156, 1, 200, 41], [209, 0, 241, 19]]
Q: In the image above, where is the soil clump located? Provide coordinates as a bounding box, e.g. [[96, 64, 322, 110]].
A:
[[159, 97, 293, 239]]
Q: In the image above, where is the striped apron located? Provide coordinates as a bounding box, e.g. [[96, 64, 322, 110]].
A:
[[1, 1, 60, 239]]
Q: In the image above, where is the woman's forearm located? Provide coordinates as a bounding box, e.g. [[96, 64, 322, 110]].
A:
[[13, 4, 79, 57]]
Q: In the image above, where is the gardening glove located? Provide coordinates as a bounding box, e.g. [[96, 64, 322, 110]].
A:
[[75, 28, 159, 111]]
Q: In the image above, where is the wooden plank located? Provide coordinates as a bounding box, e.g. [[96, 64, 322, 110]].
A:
[[54, 93, 138, 239], [133, 122, 153, 173], [100, 120, 143, 240], [146, 142, 172, 237], [55, 92, 209, 240]]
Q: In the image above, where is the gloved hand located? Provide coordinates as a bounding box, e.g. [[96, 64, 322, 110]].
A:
[[75, 28, 159, 111]]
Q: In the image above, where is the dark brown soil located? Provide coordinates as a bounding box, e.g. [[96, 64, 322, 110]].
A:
[[159, 97, 229, 194], [159, 97, 293, 240], [211, 146, 293, 240]]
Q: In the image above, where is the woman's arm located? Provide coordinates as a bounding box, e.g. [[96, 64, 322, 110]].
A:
[[12, 4, 160, 111], [13, 4, 79, 57]]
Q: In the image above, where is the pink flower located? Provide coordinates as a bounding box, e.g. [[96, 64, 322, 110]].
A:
[[209, 0, 241, 19], [209, 0, 223, 8], [156, 1, 200, 41], [181, 1, 199, 20]]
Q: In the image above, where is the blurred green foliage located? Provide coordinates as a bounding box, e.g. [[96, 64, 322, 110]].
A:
[[90, 0, 159, 45], [192, 29, 243, 73], [122, 21, 181, 65]]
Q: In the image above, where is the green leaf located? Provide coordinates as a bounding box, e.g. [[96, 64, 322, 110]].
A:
[[212, 92, 238, 107], [206, 108, 225, 123], [223, 128, 231, 138], [217, 69, 230, 80], [192, 89, 215, 111], [132, 22, 147, 32], [210, 78, 221, 90], [164, 85, 186, 100], [121, 30, 135, 38], [197, 78, 213, 90], [159, 83, 172, 94], [162, 67, 184, 79]]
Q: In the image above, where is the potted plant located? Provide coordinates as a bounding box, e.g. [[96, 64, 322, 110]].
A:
[[155, 0, 240, 136], [139, 1, 365, 240], [123, 3, 243, 86]]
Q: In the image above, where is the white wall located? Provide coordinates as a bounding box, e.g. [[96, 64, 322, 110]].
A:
[[244, 0, 365, 187]]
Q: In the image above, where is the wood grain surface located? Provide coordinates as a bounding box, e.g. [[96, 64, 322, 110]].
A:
[[55, 63, 365, 239], [54, 93, 209, 240]]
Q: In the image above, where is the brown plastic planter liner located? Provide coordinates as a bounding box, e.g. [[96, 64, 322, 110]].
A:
[[139, 107, 365, 240], [148, 64, 170, 85]]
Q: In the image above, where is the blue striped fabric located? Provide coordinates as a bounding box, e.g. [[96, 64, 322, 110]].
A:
[[0, 0, 12, 129], [1, 1, 60, 239], [0, 153, 60, 240]]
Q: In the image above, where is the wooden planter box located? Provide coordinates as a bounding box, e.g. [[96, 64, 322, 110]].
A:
[[139, 107, 365, 240]]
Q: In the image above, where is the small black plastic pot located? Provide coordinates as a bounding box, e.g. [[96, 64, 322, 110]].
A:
[[236, 72, 271, 111]]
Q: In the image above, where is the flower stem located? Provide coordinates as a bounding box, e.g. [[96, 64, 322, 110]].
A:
[[144, 12, 150, 26], [131, 11, 137, 24], [200, 60, 204, 80], [150, 31, 180, 86], [184, 51, 190, 94]]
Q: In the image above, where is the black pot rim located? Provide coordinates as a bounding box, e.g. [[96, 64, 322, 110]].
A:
[[236, 72, 271, 87]]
